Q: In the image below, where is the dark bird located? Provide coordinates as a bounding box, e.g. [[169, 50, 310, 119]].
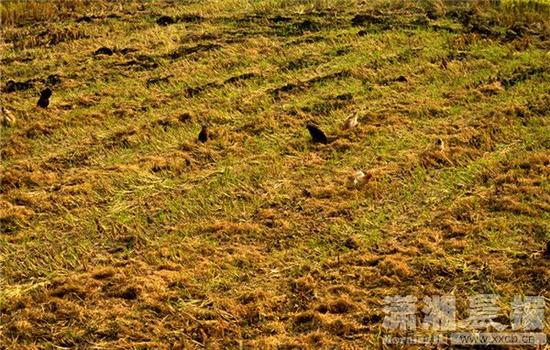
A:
[[198, 124, 209, 143], [545, 241, 550, 258], [306, 121, 328, 144], [37, 88, 52, 108]]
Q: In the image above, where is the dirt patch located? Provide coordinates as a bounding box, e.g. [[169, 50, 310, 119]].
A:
[[104, 283, 140, 300], [119, 47, 138, 55], [295, 19, 321, 32], [224, 72, 256, 84], [177, 14, 203, 23], [76, 14, 121, 23], [185, 82, 221, 97], [50, 284, 87, 300], [156, 15, 175, 26], [2, 79, 34, 93], [184, 72, 256, 97], [270, 17, 330, 37], [281, 56, 323, 71], [157, 13, 203, 26], [178, 112, 194, 123], [500, 66, 547, 89], [378, 75, 408, 85], [146, 75, 172, 88], [351, 12, 390, 26], [93, 46, 113, 56], [152, 116, 181, 130], [271, 15, 292, 24], [269, 82, 304, 97]]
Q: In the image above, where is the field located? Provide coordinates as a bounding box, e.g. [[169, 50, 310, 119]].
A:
[[1, 0, 549, 348]]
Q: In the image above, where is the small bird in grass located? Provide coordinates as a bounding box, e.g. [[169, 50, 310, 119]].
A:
[[306, 121, 328, 144], [350, 170, 372, 188], [198, 124, 209, 143], [37, 88, 52, 108], [434, 138, 444, 151], [1, 106, 16, 127], [342, 113, 359, 130]]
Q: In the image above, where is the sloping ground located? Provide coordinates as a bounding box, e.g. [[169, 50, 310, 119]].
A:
[[1, 0, 549, 348]]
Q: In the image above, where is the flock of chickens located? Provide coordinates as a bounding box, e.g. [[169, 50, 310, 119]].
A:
[[19, 82, 550, 256], [32, 87, 443, 189]]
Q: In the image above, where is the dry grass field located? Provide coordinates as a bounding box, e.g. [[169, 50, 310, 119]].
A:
[[1, 0, 549, 348]]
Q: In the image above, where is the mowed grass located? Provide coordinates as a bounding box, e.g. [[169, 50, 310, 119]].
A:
[[1, 0, 549, 348]]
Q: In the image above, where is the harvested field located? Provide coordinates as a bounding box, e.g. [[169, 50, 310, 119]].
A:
[[1, 0, 549, 348]]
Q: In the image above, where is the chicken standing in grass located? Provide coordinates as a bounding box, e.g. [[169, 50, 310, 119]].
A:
[[350, 170, 372, 188], [342, 113, 358, 130], [37, 88, 52, 108], [306, 121, 328, 144], [198, 124, 209, 143], [1, 107, 15, 127]]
